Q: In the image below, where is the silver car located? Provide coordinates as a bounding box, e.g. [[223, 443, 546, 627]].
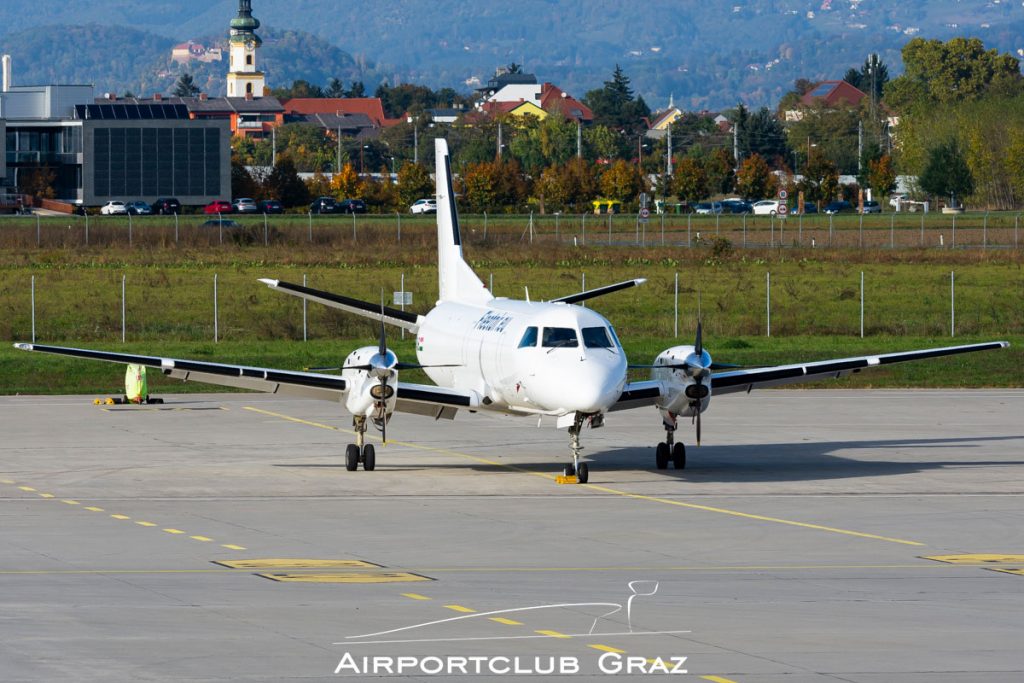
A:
[[233, 198, 258, 213]]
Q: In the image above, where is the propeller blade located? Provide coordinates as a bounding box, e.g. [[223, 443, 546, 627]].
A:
[[379, 376, 388, 444], [696, 406, 702, 446], [695, 320, 703, 356], [394, 362, 461, 370], [303, 366, 343, 372]]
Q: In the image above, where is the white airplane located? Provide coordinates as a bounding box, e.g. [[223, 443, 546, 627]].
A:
[[14, 140, 1010, 483]]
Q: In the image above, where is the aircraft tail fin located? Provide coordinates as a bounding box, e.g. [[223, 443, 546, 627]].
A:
[[435, 138, 492, 305]]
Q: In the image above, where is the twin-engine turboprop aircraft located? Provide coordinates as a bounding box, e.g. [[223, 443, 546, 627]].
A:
[[15, 139, 1010, 483]]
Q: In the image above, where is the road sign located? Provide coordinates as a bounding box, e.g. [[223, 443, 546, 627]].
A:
[[778, 189, 789, 200], [639, 192, 649, 208], [393, 292, 413, 306], [639, 207, 650, 218], [778, 204, 789, 216]]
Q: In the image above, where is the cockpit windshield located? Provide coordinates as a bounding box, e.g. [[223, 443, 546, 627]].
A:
[[582, 326, 614, 349], [542, 327, 579, 348]]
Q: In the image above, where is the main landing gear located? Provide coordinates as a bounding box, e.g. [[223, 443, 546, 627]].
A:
[[345, 416, 376, 471], [563, 413, 590, 484], [655, 420, 686, 471]]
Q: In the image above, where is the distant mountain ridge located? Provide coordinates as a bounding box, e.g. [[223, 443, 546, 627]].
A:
[[1, 1, 1022, 109]]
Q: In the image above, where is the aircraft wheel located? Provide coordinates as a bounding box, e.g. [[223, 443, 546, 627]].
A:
[[563, 464, 575, 477], [655, 442, 669, 470], [362, 444, 376, 471], [672, 442, 687, 470], [576, 463, 589, 484], [345, 444, 359, 472]]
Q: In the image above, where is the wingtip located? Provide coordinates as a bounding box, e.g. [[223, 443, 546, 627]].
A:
[[635, 278, 648, 285], [258, 278, 279, 287], [13, 342, 32, 351]]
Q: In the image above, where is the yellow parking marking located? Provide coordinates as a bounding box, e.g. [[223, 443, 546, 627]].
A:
[[221, 544, 247, 551], [258, 572, 431, 584], [212, 559, 379, 570], [245, 406, 924, 547], [924, 554, 1024, 565], [84, 506, 104, 512], [535, 630, 571, 639], [988, 568, 1024, 577], [136, 521, 157, 527], [444, 604, 476, 613], [18, 486, 36, 492], [61, 500, 80, 505], [0, 479, 14, 484], [37, 493, 55, 499], [190, 536, 213, 542], [163, 528, 186, 534], [490, 617, 523, 626], [702, 676, 740, 683], [588, 644, 626, 654], [110, 514, 131, 520], [401, 593, 432, 601]]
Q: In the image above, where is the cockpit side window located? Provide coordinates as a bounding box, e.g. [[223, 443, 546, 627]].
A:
[[542, 327, 579, 348], [582, 326, 614, 348], [518, 326, 538, 348]]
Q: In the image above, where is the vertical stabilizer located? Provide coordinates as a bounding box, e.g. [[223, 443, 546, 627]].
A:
[[435, 138, 492, 304]]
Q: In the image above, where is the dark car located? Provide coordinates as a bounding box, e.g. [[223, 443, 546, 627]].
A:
[[721, 199, 752, 214], [823, 200, 853, 215], [125, 200, 152, 216], [801, 202, 818, 215], [201, 219, 240, 228], [859, 200, 882, 214], [258, 199, 284, 214], [338, 198, 367, 214], [309, 196, 338, 214], [153, 198, 181, 215]]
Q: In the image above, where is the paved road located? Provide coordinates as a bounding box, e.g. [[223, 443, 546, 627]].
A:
[[1, 390, 1022, 682]]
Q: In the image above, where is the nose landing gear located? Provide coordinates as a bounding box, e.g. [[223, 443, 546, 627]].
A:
[[345, 416, 376, 471], [655, 418, 686, 470], [562, 413, 590, 484]]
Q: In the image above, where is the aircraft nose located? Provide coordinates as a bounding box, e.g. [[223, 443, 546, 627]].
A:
[[532, 361, 623, 414]]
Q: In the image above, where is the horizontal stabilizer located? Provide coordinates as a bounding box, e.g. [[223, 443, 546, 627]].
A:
[[551, 278, 646, 305], [259, 279, 420, 331]]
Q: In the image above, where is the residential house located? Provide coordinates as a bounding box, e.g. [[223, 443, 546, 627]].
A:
[[785, 80, 867, 121]]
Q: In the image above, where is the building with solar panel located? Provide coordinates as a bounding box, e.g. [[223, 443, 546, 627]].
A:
[[1, 84, 230, 207]]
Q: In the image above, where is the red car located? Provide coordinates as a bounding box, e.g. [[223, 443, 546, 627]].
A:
[[204, 200, 234, 215]]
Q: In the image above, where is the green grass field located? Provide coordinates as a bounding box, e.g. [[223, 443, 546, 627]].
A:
[[1, 237, 1021, 393]]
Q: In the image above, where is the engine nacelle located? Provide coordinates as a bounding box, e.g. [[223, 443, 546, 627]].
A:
[[650, 344, 711, 422], [342, 346, 398, 424]]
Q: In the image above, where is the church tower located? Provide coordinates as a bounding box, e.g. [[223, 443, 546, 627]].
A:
[[226, 0, 265, 98]]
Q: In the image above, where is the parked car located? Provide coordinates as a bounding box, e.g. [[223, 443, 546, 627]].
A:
[[800, 202, 818, 214], [410, 198, 437, 214], [823, 200, 853, 215], [204, 200, 234, 215], [751, 200, 782, 216], [258, 199, 284, 214], [100, 201, 128, 215], [309, 196, 339, 214], [694, 202, 723, 215], [125, 201, 152, 216], [233, 198, 258, 213], [338, 198, 367, 214], [859, 200, 882, 214], [721, 199, 752, 214], [152, 198, 181, 215], [202, 219, 240, 228]]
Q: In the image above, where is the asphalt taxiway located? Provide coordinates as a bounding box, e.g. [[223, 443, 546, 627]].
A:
[[1, 390, 1022, 682]]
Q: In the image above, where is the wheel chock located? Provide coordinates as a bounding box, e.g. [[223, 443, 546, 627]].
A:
[[555, 474, 579, 485], [93, 398, 103, 405], [105, 397, 116, 405]]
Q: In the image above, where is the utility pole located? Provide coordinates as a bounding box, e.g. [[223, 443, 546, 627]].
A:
[[857, 120, 863, 176], [733, 120, 739, 168], [413, 123, 418, 164], [271, 125, 276, 167], [576, 119, 582, 159], [666, 123, 673, 176], [497, 120, 503, 159]]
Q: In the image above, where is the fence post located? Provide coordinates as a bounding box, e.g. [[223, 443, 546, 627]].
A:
[[581, 272, 586, 308], [128, 212, 133, 247], [352, 212, 357, 242], [174, 212, 179, 244], [303, 274, 308, 342], [920, 211, 924, 246], [890, 214, 894, 249], [950, 271, 955, 337], [715, 212, 720, 234], [581, 213, 586, 246], [661, 212, 665, 246], [85, 212, 89, 246], [770, 215, 774, 247], [264, 212, 269, 246], [983, 212, 988, 249], [489, 273, 493, 295], [860, 271, 864, 338], [397, 212, 401, 244], [217, 213, 222, 245], [31, 275, 36, 343], [36, 213, 41, 247], [766, 271, 771, 337], [828, 214, 833, 246], [121, 274, 126, 343], [858, 214, 863, 248], [213, 274, 219, 343], [400, 273, 405, 340], [743, 213, 747, 247], [608, 212, 612, 244], [674, 272, 679, 338], [308, 212, 312, 242], [687, 214, 692, 248], [798, 213, 802, 245], [1016, 214, 1020, 248], [484, 211, 488, 240], [529, 212, 534, 244], [555, 213, 559, 243], [951, 214, 956, 248]]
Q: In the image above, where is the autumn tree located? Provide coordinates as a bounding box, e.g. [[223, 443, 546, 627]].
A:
[[397, 162, 433, 208], [672, 157, 709, 203], [331, 163, 360, 197], [561, 158, 600, 210], [600, 159, 643, 202], [536, 165, 568, 214], [799, 149, 840, 203], [866, 155, 897, 200], [919, 141, 974, 207], [735, 154, 773, 200]]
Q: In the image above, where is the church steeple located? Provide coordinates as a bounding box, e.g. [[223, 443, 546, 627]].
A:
[[226, 0, 265, 98]]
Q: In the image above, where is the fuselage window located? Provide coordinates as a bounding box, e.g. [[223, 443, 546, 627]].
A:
[[542, 327, 579, 348], [582, 326, 614, 348], [518, 326, 538, 348]]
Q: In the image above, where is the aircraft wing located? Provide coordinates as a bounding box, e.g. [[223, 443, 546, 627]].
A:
[[13, 343, 349, 402], [710, 341, 1010, 395]]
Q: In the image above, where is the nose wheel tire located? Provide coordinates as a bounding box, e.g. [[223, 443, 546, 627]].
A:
[[345, 444, 360, 471], [672, 442, 687, 470], [563, 464, 575, 477], [576, 463, 589, 484], [655, 442, 670, 470], [362, 444, 376, 471]]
